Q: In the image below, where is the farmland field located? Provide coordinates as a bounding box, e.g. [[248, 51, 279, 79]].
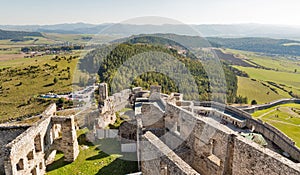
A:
[[222, 49, 300, 104], [223, 48, 300, 73]]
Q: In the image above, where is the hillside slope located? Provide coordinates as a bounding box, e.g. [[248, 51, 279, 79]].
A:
[[0, 29, 43, 40]]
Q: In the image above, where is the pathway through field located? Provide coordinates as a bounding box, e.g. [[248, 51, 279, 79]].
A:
[[257, 109, 276, 119], [265, 119, 300, 127], [279, 107, 300, 118]]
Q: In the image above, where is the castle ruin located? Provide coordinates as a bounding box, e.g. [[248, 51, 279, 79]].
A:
[[1, 83, 300, 175], [119, 85, 300, 175], [0, 104, 79, 175]]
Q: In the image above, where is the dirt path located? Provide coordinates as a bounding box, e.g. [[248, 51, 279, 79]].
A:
[[279, 107, 300, 118], [258, 109, 276, 119], [265, 119, 300, 127]]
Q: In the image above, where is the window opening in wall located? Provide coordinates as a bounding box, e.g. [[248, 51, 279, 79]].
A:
[[31, 167, 37, 175], [27, 150, 34, 160], [34, 134, 42, 152], [39, 162, 43, 169], [16, 159, 24, 171]]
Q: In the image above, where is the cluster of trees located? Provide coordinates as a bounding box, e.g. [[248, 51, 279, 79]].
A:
[[21, 45, 84, 53], [208, 37, 300, 56], [235, 95, 248, 104], [10, 38, 38, 42]]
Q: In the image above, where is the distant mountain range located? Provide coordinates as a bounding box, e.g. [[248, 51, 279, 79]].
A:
[[116, 33, 300, 56], [1, 23, 300, 40]]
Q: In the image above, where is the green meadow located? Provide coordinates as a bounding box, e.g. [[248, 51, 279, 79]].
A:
[[252, 103, 300, 148], [0, 53, 79, 122], [237, 76, 289, 104], [224, 49, 300, 104]]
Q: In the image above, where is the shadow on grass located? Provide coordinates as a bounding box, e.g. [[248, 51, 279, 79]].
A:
[[46, 156, 71, 172], [86, 151, 109, 161], [43, 83, 55, 87], [77, 133, 94, 146], [96, 158, 138, 175]]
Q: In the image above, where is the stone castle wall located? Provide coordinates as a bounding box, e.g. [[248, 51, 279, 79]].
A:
[[141, 102, 300, 175], [96, 83, 131, 128], [233, 136, 300, 175], [195, 101, 300, 162], [141, 131, 199, 175], [243, 98, 300, 113], [0, 104, 79, 175], [0, 126, 30, 175], [164, 103, 234, 175]]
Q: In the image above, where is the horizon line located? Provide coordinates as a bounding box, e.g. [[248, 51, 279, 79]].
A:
[[1, 22, 300, 27]]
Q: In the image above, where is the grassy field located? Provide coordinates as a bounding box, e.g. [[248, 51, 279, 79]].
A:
[[223, 48, 300, 73], [234, 66, 300, 88], [44, 33, 120, 44], [46, 129, 138, 175], [0, 32, 111, 122], [235, 66, 300, 97], [237, 76, 289, 104], [252, 103, 300, 148], [223, 49, 300, 104], [0, 53, 79, 122]]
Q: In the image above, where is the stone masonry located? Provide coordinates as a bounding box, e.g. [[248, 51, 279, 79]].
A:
[[125, 86, 300, 175], [0, 104, 79, 175]]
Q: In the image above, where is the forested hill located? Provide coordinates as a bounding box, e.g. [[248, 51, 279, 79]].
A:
[[114, 33, 300, 56], [113, 33, 213, 49], [208, 37, 300, 56], [80, 42, 238, 102], [0, 29, 43, 40]]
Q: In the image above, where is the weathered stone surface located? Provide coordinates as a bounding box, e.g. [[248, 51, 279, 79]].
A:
[[141, 131, 200, 175], [0, 104, 79, 175], [137, 92, 300, 175]]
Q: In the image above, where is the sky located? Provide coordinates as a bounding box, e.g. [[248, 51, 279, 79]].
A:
[[1, 0, 300, 26]]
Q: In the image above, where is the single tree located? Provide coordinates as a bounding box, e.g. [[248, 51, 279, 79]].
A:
[[53, 77, 58, 84], [251, 100, 257, 105]]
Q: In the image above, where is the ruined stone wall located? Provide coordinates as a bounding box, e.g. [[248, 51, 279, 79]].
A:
[[243, 98, 300, 113], [51, 116, 79, 162], [164, 103, 233, 175], [232, 136, 300, 175], [112, 89, 131, 111], [97, 84, 131, 128], [4, 117, 52, 175], [141, 103, 165, 131], [141, 131, 199, 175], [119, 121, 138, 143], [246, 118, 300, 162], [0, 126, 29, 175], [155, 102, 300, 175], [195, 101, 300, 163], [1, 104, 79, 175]]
